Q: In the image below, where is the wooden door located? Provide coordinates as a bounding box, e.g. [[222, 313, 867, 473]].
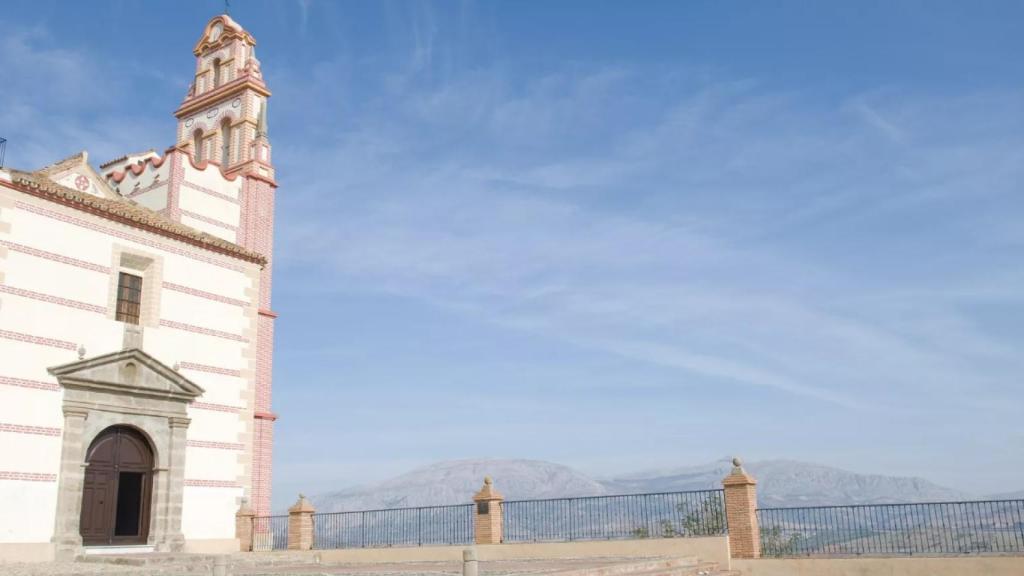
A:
[[79, 426, 153, 546]]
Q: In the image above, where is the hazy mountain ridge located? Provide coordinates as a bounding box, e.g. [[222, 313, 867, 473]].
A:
[[313, 459, 608, 513], [308, 458, 997, 514]]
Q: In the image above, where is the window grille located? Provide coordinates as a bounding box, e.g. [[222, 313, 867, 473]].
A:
[[115, 272, 143, 325]]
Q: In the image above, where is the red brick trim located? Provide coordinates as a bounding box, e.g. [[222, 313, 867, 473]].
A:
[[178, 362, 242, 377], [0, 422, 62, 437], [254, 411, 277, 421], [0, 471, 57, 482], [159, 319, 249, 343], [191, 401, 242, 413], [257, 308, 277, 318], [0, 329, 77, 350], [0, 283, 106, 314], [162, 282, 249, 307], [0, 375, 60, 391], [0, 239, 110, 274], [181, 180, 240, 204], [184, 479, 242, 488], [187, 439, 245, 451], [180, 209, 238, 232]]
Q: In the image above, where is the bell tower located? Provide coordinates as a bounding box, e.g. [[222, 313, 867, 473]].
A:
[[175, 14, 274, 181], [173, 14, 279, 516]]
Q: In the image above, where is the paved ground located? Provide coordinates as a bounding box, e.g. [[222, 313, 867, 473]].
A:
[[0, 556, 660, 576]]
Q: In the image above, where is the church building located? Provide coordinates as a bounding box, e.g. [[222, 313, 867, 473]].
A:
[[0, 15, 278, 561]]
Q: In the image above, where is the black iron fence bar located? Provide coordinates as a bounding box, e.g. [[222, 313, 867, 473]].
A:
[[251, 515, 289, 551], [503, 489, 726, 543], [501, 488, 729, 504], [312, 503, 474, 550], [759, 498, 1024, 511], [757, 499, 1024, 557]]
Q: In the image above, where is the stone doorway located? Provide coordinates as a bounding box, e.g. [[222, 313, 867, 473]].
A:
[[80, 426, 154, 546], [48, 348, 205, 559]]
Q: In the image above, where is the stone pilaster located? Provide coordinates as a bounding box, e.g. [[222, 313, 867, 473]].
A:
[[722, 457, 760, 559], [236, 499, 256, 552], [472, 477, 504, 545], [287, 494, 315, 551], [155, 416, 190, 552], [52, 408, 89, 561]]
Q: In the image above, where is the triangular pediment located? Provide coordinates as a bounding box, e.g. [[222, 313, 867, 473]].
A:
[[48, 348, 204, 402], [38, 151, 120, 200]]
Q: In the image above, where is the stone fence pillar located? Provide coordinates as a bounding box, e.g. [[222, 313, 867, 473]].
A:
[[473, 477, 504, 545], [235, 499, 255, 551], [287, 494, 315, 551], [722, 457, 760, 559]]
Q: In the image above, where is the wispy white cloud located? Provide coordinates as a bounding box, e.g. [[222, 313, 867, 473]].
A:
[[275, 60, 1023, 416], [0, 27, 168, 168]]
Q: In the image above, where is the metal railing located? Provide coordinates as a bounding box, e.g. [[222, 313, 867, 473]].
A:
[[758, 499, 1024, 557], [502, 490, 726, 543], [252, 515, 289, 551], [313, 504, 474, 549]]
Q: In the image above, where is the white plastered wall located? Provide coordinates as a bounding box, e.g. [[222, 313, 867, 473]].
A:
[[0, 185, 259, 545]]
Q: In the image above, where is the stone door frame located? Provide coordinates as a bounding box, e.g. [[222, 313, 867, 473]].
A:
[[48, 349, 204, 560]]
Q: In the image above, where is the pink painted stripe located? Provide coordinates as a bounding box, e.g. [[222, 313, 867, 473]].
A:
[[178, 362, 242, 378], [126, 180, 166, 198], [163, 282, 248, 307], [0, 471, 57, 482], [0, 375, 60, 391], [181, 181, 240, 204], [180, 209, 238, 232], [191, 401, 242, 413], [184, 479, 241, 488], [0, 422, 62, 437], [0, 239, 110, 274], [0, 329, 77, 350], [187, 439, 245, 451], [0, 283, 106, 314], [15, 201, 246, 272], [160, 319, 248, 343]]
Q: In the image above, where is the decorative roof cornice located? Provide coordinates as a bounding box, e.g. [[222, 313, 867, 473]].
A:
[[0, 169, 266, 266], [175, 75, 271, 119], [99, 149, 156, 169], [106, 153, 169, 183]]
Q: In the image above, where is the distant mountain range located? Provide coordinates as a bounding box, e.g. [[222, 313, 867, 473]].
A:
[[307, 457, 1009, 514]]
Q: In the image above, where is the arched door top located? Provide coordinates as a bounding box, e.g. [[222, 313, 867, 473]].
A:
[[86, 426, 154, 470]]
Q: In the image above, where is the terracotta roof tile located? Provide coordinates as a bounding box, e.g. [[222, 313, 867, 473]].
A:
[[3, 169, 265, 266]]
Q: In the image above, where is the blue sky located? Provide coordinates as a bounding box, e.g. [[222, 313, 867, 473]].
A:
[[2, 1, 1022, 508]]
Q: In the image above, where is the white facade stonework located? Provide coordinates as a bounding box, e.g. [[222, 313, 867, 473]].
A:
[[0, 14, 278, 562]]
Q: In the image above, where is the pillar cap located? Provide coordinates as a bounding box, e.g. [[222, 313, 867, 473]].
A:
[[236, 498, 255, 517], [473, 476, 504, 501], [288, 493, 315, 513], [722, 456, 757, 486]]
